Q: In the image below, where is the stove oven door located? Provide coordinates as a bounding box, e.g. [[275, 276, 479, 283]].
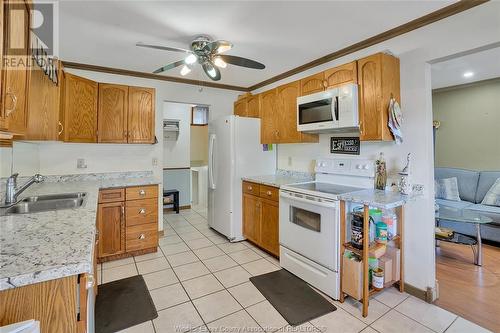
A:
[[279, 190, 340, 271]]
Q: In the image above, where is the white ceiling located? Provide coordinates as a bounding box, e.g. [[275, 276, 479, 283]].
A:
[[58, 1, 455, 87], [431, 46, 500, 89]]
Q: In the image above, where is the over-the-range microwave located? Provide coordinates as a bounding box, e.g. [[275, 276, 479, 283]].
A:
[[297, 82, 359, 133]]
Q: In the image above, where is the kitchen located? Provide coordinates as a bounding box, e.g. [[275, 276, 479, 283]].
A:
[[1, 1, 498, 333]]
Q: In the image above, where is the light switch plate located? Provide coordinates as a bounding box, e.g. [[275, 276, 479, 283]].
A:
[[77, 158, 87, 169]]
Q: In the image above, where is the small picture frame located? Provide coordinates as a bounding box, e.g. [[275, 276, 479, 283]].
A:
[[330, 137, 360, 155]]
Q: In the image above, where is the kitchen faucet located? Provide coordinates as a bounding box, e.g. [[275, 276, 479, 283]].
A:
[[4, 173, 45, 205]]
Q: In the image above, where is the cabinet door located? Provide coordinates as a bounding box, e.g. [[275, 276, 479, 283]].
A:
[[26, 60, 61, 140], [260, 198, 279, 256], [247, 95, 260, 118], [97, 201, 125, 258], [276, 81, 301, 143], [234, 98, 247, 117], [357, 54, 382, 141], [324, 61, 357, 89], [98, 83, 128, 143], [260, 89, 277, 143], [128, 86, 155, 143], [1, 0, 30, 134], [63, 73, 98, 142], [243, 193, 261, 244], [299, 72, 324, 96]]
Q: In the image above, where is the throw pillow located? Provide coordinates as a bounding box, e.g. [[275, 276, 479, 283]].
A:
[[434, 177, 461, 201], [481, 177, 500, 207]]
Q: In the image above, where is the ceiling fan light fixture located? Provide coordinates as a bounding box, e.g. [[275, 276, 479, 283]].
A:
[[185, 53, 197, 65], [180, 64, 191, 76], [213, 56, 227, 68], [217, 44, 232, 53]]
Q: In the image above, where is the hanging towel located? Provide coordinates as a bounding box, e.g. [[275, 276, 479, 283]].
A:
[[388, 98, 403, 144]]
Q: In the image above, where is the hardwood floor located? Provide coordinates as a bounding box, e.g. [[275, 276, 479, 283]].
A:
[[435, 241, 500, 332]]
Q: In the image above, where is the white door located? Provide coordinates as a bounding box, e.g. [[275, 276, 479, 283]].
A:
[[279, 190, 340, 271], [208, 116, 235, 239]]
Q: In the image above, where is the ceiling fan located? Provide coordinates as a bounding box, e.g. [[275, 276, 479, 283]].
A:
[[136, 35, 265, 81]]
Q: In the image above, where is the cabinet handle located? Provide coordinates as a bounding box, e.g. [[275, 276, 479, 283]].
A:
[[138, 234, 145, 240], [266, 191, 272, 196], [139, 208, 146, 214], [5, 89, 17, 116], [121, 205, 125, 216], [248, 186, 253, 191], [323, 80, 328, 88], [58, 121, 64, 135], [359, 121, 363, 135], [139, 190, 146, 196], [124, 131, 127, 138]]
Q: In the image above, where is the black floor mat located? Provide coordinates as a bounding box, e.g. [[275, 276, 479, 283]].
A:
[[95, 275, 158, 333], [250, 269, 336, 326]]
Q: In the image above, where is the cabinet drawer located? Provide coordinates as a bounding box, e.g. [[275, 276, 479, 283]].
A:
[[126, 185, 158, 201], [259, 185, 279, 201], [242, 181, 260, 196], [99, 188, 125, 203], [126, 198, 158, 226], [126, 223, 158, 252]]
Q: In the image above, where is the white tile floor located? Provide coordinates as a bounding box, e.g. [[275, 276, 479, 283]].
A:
[[97, 206, 492, 333]]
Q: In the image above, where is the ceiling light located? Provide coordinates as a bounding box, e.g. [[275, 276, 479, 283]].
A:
[[217, 44, 232, 53], [207, 67, 217, 78], [185, 53, 197, 65], [213, 56, 227, 68], [463, 71, 474, 78], [180, 65, 191, 76]]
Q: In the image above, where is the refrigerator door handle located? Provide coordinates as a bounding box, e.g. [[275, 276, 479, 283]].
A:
[[209, 134, 216, 189]]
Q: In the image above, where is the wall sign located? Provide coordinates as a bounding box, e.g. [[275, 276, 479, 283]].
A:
[[330, 137, 360, 155]]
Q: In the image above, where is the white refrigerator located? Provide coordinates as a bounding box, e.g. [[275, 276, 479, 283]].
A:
[[208, 115, 276, 241]]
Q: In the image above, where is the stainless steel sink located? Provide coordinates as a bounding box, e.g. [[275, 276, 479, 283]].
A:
[[1, 192, 87, 215]]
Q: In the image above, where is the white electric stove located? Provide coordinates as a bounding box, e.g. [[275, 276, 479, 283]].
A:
[[279, 158, 374, 299]]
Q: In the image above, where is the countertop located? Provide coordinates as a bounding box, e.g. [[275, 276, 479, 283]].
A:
[[242, 174, 312, 188], [339, 188, 423, 209], [0, 173, 160, 291]]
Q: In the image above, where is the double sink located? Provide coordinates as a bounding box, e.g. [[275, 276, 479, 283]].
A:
[[1, 192, 87, 216]]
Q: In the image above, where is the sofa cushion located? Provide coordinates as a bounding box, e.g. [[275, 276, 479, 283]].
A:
[[465, 204, 500, 225], [435, 199, 474, 210], [435, 177, 461, 201], [435, 168, 479, 203], [476, 171, 500, 203]]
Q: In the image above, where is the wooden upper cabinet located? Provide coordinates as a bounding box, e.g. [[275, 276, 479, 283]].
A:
[[246, 94, 260, 118], [276, 81, 301, 142], [324, 61, 357, 89], [260, 89, 277, 144], [357, 53, 399, 141], [300, 72, 325, 96], [128, 86, 155, 143], [62, 73, 98, 142], [25, 60, 62, 140], [98, 83, 128, 143], [1, 0, 31, 135], [234, 98, 247, 117]]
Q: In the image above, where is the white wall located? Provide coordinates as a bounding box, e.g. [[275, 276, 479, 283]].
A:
[[255, 2, 500, 292], [163, 102, 191, 169]]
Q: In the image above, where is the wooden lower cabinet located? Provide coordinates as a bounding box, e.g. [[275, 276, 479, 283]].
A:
[[97, 185, 159, 262], [242, 181, 279, 256]]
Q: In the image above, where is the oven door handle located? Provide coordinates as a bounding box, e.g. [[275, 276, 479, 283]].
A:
[[280, 192, 338, 208]]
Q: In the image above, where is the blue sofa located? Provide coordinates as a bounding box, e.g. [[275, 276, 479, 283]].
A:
[[435, 168, 500, 243]]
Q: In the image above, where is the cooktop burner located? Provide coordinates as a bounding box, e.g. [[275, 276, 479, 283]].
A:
[[285, 182, 363, 195]]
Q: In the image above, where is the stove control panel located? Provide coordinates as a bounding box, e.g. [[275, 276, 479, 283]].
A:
[[315, 158, 374, 177]]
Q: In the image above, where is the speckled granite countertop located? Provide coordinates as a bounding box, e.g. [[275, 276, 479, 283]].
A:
[[339, 189, 423, 209], [242, 169, 313, 188], [0, 172, 160, 290]]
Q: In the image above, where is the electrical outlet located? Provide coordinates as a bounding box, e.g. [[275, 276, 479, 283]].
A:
[[77, 158, 87, 169], [152, 157, 158, 166], [288, 156, 292, 166]]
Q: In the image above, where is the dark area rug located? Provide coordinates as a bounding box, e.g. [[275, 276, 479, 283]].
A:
[[250, 269, 336, 326], [95, 275, 157, 333]]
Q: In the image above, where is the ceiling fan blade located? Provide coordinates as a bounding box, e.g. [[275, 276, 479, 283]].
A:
[[218, 55, 265, 70], [136, 42, 192, 54], [153, 60, 185, 74], [202, 61, 221, 81], [204, 40, 233, 54]]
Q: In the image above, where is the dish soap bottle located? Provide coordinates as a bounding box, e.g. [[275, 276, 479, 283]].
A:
[[375, 152, 387, 190]]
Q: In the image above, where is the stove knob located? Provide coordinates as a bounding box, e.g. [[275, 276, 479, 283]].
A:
[[356, 164, 362, 169], [363, 164, 369, 170]]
